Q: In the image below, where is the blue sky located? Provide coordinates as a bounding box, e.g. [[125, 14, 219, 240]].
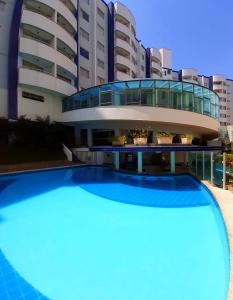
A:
[[110, 0, 233, 78]]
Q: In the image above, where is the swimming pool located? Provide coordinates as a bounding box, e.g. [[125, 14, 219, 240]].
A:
[[0, 166, 230, 300]]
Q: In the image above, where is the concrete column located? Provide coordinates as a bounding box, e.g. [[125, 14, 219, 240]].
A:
[[202, 151, 205, 179], [195, 152, 198, 175], [137, 152, 143, 173], [87, 129, 93, 147], [170, 151, 175, 173], [223, 152, 226, 190], [75, 127, 80, 146], [211, 152, 214, 185], [114, 152, 120, 170]]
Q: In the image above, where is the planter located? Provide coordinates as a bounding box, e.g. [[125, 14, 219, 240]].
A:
[[181, 137, 192, 145], [157, 136, 173, 145], [112, 140, 124, 146], [133, 137, 147, 145]]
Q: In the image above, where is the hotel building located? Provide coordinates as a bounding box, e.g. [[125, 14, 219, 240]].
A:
[[0, 0, 232, 147]]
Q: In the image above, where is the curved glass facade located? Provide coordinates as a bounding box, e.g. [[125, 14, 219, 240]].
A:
[[63, 80, 220, 120]]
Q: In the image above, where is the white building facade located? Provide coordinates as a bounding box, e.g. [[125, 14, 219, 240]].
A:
[[0, 0, 232, 143]]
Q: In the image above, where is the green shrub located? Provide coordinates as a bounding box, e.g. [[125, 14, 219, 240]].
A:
[[156, 131, 173, 138]]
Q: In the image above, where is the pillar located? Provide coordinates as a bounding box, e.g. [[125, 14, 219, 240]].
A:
[[170, 151, 175, 174], [114, 152, 120, 170], [87, 128, 93, 147], [202, 151, 205, 179], [210, 152, 214, 185], [137, 152, 143, 173], [223, 152, 226, 190]]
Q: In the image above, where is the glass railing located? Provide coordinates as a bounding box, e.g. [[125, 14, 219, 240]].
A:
[[62, 79, 220, 120]]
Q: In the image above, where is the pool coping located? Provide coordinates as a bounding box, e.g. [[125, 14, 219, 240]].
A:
[[202, 181, 233, 300], [0, 163, 87, 177]]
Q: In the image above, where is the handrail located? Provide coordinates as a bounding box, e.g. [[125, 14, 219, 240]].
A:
[[63, 144, 73, 161]]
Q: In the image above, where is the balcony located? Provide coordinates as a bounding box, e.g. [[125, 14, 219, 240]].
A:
[[19, 67, 77, 96], [21, 24, 54, 47], [115, 21, 131, 38], [57, 38, 76, 61], [115, 70, 132, 81], [115, 54, 133, 71], [20, 37, 77, 77], [24, 0, 55, 21], [59, 0, 76, 15], [57, 12, 76, 37], [21, 10, 77, 53], [115, 38, 131, 54]]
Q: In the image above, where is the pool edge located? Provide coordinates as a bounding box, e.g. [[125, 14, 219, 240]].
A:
[[202, 180, 233, 300]]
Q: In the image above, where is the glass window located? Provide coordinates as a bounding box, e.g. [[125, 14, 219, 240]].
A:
[[81, 9, 89, 22], [79, 90, 90, 108], [194, 85, 203, 114], [97, 7, 104, 19], [97, 58, 105, 69], [210, 103, 215, 118], [170, 82, 182, 109], [80, 27, 89, 41], [97, 41, 104, 52], [100, 84, 112, 106], [182, 83, 193, 111], [112, 82, 127, 105], [80, 47, 89, 59], [89, 87, 99, 107], [97, 24, 104, 36], [156, 81, 170, 107], [80, 67, 89, 79], [141, 80, 155, 88], [141, 80, 155, 106], [203, 98, 210, 116], [125, 81, 140, 105]]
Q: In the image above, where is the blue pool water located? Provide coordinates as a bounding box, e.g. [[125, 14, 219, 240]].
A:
[[0, 166, 230, 300]]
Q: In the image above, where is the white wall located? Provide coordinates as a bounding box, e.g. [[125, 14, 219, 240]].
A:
[[0, 0, 16, 118], [63, 106, 220, 135], [17, 86, 63, 121], [227, 79, 233, 125], [159, 48, 172, 69], [78, 0, 108, 89]]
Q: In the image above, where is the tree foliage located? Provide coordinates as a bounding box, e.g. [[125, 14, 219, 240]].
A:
[[8, 116, 70, 150]]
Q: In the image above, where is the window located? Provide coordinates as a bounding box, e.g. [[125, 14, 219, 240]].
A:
[[97, 24, 104, 36], [80, 67, 89, 78], [97, 59, 104, 69], [80, 27, 89, 41], [80, 47, 89, 59], [97, 76, 105, 85], [97, 41, 104, 52], [22, 91, 44, 102], [81, 9, 89, 22], [131, 56, 137, 66], [97, 7, 104, 19], [131, 41, 137, 53]]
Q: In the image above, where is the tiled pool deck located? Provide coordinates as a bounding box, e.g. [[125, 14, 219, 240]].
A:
[[203, 181, 233, 300]]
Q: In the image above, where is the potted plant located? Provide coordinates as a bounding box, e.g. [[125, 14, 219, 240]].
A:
[[112, 135, 126, 146], [130, 129, 148, 145], [156, 132, 174, 144], [180, 134, 193, 145]]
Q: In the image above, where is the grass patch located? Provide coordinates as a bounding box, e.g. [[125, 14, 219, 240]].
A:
[[0, 145, 66, 165]]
